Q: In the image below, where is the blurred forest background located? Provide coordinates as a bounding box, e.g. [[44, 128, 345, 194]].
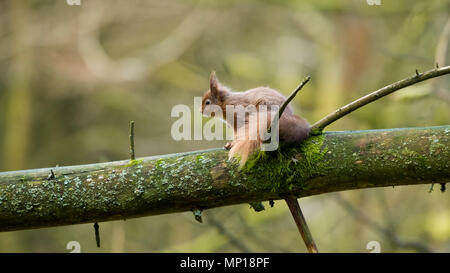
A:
[[0, 0, 449, 252]]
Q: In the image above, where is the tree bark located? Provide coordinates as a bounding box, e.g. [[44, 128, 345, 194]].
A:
[[0, 126, 448, 232]]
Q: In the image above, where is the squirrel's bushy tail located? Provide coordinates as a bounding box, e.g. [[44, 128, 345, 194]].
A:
[[228, 112, 265, 166], [228, 112, 311, 166], [228, 138, 261, 166]]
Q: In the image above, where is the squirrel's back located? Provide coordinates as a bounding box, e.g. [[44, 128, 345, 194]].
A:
[[225, 87, 295, 116]]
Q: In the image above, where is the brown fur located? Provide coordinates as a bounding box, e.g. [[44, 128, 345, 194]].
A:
[[201, 71, 310, 165]]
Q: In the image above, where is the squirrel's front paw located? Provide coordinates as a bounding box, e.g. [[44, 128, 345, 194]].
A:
[[224, 142, 233, 150]]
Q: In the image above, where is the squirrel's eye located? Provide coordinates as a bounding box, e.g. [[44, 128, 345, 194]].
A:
[[205, 99, 211, 105]]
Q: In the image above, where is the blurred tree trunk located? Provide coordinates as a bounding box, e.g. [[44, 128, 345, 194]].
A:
[[0, 126, 448, 232]]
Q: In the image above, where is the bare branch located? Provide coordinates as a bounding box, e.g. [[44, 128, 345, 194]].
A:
[[266, 76, 310, 140], [285, 196, 318, 253], [277, 76, 311, 120], [311, 66, 450, 133]]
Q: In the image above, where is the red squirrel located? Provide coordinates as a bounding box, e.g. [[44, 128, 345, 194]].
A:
[[200, 72, 318, 251], [200, 71, 311, 164]]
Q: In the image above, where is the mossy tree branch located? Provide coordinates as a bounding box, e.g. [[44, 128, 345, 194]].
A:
[[0, 126, 448, 232]]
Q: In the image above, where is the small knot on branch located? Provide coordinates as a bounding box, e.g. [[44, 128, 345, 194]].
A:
[[249, 202, 265, 212], [192, 209, 203, 223]]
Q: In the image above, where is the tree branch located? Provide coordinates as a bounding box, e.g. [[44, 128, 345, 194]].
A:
[[311, 66, 450, 133], [265, 75, 310, 140], [285, 196, 318, 253], [277, 76, 311, 121], [0, 126, 448, 232]]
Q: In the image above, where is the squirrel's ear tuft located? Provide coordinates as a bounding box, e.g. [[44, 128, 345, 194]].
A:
[[210, 71, 219, 96]]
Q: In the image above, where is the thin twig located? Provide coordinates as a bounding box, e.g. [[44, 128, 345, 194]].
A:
[[94, 222, 100, 248], [268, 76, 311, 134], [47, 170, 55, 181], [285, 195, 319, 253], [129, 121, 135, 160], [277, 76, 311, 121], [311, 65, 450, 133]]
